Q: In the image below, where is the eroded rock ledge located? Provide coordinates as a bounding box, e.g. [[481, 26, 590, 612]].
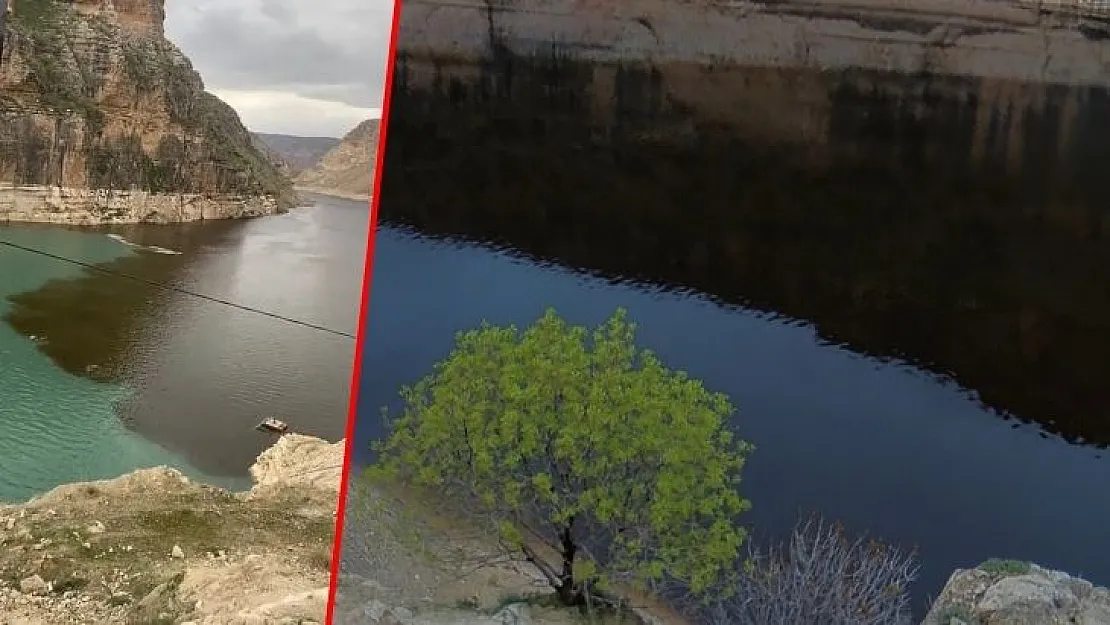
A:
[[0, 434, 342, 625], [0, 184, 283, 224]]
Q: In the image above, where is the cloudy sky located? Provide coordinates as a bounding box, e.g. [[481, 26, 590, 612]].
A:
[[165, 0, 393, 138]]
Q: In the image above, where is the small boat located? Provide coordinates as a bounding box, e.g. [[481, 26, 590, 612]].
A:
[[256, 418, 290, 434]]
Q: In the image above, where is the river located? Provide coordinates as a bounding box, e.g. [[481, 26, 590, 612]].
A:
[[0, 193, 366, 502], [350, 221, 1110, 615]]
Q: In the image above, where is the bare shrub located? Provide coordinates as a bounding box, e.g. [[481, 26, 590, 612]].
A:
[[678, 516, 918, 625]]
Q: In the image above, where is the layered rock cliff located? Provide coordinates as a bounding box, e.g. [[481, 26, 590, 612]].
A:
[[0, 0, 296, 224], [295, 119, 379, 201]]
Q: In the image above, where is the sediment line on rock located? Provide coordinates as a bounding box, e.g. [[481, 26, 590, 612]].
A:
[[0, 183, 285, 224]]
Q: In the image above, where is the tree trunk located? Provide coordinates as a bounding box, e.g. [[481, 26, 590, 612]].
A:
[[556, 520, 582, 606]]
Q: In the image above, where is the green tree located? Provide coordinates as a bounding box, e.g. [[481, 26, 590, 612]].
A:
[[370, 308, 753, 606]]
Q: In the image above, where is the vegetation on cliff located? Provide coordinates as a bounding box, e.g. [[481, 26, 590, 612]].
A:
[[1, 0, 294, 207], [6, 0, 104, 130]]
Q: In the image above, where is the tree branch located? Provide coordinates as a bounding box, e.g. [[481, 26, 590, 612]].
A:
[[519, 542, 562, 589]]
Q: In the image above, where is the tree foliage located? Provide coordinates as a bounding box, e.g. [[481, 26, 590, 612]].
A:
[[370, 308, 753, 605]]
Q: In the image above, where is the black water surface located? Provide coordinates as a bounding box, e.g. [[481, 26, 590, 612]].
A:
[[350, 53, 1110, 615]]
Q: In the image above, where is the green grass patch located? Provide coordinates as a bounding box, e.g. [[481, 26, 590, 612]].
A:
[[132, 507, 223, 556], [10, 0, 62, 29], [979, 558, 1032, 577]]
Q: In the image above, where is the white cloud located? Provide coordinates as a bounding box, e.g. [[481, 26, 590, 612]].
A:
[[211, 90, 381, 138], [165, 0, 392, 137]]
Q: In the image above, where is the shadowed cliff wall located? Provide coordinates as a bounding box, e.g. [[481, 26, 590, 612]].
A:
[[377, 0, 1110, 446]]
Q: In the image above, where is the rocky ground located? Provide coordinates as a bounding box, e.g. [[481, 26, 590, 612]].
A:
[[8, 431, 1104, 625], [331, 477, 685, 625], [924, 560, 1110, 625], [0, 434, 342, 625], [333, 475, 1110, 625]]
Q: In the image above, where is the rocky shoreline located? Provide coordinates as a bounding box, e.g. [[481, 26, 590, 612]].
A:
[[294, 186, 371, 204], [0, 184, 286, 225], [8, 431, 1102, 624], [0, 434, 342, 625]]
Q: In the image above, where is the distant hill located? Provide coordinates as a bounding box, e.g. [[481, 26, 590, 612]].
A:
[[249, 135, 294, 178], [250, 133, 341, 174], [293, 119, 379, 201]]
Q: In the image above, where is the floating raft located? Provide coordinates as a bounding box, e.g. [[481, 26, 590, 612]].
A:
[[256, 418, 290, 434]]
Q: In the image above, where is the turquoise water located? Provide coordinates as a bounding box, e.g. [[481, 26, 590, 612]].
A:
[[0, 224, 218, 502]]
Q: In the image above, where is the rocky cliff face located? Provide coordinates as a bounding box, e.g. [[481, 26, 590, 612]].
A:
[[294, 119, 378, 201], [0, 0, 296, 224]]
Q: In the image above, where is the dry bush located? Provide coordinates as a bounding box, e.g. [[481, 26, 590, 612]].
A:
[[674, 517, 918, 625]]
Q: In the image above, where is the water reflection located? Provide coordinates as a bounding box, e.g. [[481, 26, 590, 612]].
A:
[[4, 199, 364, 476], [379, 55, 1110, 448]]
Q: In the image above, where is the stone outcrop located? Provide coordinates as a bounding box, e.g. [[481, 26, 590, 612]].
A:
[[0, 0, 296, 224], [249, 431, 344, 495], [924, 561, 1110, 625], [295, 119, 379, 201], [0, 433, 342, 624]]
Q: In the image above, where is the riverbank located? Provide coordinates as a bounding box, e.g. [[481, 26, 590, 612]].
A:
[[0, 184, 286, 225], [294, 186, 371, 204], [0, 434, 341, 625]]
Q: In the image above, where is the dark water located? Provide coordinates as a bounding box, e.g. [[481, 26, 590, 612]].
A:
[[346, 55, 1110, 615], [1, 193, 365, 497], [351, 223, 1110, 615]]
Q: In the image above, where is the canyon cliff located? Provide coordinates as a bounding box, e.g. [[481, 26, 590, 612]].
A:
[[0, 0, 296, 224], [295, 118, 379, 201]]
